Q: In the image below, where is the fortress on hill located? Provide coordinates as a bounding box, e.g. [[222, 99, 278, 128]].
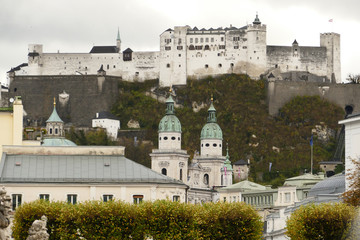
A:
[[9, 14, 341, 86]]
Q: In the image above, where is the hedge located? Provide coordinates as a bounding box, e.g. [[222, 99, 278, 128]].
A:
[[13, 200, 262, 240], [286, 202, 357, 240]]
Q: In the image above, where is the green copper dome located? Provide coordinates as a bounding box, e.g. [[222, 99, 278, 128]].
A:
[[158, 94, 181, 133], [200, 102, 223, 140]]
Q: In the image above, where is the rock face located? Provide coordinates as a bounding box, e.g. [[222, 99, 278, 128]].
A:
[[26, 215, 49, 240], [3, 75, 119, 127], [127, 119, 140, 128]]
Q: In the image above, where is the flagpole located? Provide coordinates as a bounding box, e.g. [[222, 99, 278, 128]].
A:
[[311, 144, 313, 175], [310, 135, 313, 175]]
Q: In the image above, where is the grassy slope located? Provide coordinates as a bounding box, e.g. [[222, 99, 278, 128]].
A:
[[109, 74, 344, 185]]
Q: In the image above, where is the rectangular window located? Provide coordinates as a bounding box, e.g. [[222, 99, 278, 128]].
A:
[[200, 38, 203, 43], [177, 46, 183, 50], [205, 37, 209, 42], [221, 37, 224, 41], [285, 193, 291, 203], [67, 194, 77, 204], [195, 46, 203, 50], [12, 194, 22, 210], [103, 195, 113, 202], [211, 38, 214, 42], [190, 38, 193, 43], [234, 46, 239, 49], [173, 195, 180, 202], [39, 194, 50, 201], [178, 38, 182, 44], [133, 195, 143, 204], [195, 38, 198, 43], [165, 46, 171, 51], [233, 37, 240, 41], [219, 45, 226, 49]]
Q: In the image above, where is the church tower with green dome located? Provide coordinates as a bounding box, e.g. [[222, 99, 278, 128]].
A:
[[194, 97, 226, 188], [200, 98, 223, 157], [42, 98, 76, 146], [151, 91, 189, 182]]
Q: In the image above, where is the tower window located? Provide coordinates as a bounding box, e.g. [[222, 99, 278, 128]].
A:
[[213, 143, 217, 147], [164, 136, 168, 140], [178, 137, 180, 141], [205, 143, 210, 147], [180, 169, 183, 181], [162, 168, 167, 175], [159, 137, 161, 140], [49, 128, 53, 134], [55, 128, 58, 135], [171, 136, 176, 140]]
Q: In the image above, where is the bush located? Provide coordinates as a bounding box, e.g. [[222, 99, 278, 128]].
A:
[[198, 202, 263, 240], [133, 200, 200, 240], [13, 200, 263, 240], [286, 202, 356, 240], [12, 200, 67, 240]]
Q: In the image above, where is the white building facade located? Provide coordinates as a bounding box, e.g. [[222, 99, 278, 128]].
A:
[[92, 111, 120, 140]]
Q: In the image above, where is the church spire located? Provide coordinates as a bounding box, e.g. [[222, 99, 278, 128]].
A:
[[46, 97, 63, 123], [117, 27, 121, 41], [207, 95, 217, 123], [165, 88, 175, 115]]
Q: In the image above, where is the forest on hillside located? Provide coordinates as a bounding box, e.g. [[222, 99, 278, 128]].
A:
[[67, 74, 344, 186]]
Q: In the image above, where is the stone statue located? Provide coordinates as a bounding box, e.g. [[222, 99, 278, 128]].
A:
[[26, 215, 49, 240], [0, 187, 11, 240]]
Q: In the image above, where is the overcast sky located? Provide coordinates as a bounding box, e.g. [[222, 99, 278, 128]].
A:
[[1, 0, 359, 85]]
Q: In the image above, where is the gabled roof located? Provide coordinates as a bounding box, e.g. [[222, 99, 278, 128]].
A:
[[233, 159, 248, 165], [93, 111, 119, 120], [123, 48, 133, 53], [308, 173, 345, 196], [0, 154, 185, 185], [90, 46, 118, 54]]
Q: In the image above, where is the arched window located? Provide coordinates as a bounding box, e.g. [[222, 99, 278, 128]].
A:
[[180, 169, 183, 181], [204, 45, 210, 50], [189, 45, 195, 50], [162, 168, 167, 176], [49, 128, 53, 134], [204, 174, 209, 185]]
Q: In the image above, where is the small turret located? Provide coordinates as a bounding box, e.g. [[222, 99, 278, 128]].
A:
[[253, 13, 261, 25], [221, 145, 233, 186]]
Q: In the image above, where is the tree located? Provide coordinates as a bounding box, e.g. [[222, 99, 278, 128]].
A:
[[342, 158, 360, 206], [346, 74, 360, 84]]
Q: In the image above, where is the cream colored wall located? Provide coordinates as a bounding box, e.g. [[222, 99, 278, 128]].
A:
[[0, 112, 13, 149], [3, 183, 187, 204]]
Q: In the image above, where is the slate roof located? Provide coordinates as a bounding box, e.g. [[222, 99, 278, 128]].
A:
[[308, 173, 345, 196], [90, 46, 118, 54], [93, 111, 119, 120], [233, 159, 248, 165], [0, 154, 185, 185], [220, 180, 266, 192]]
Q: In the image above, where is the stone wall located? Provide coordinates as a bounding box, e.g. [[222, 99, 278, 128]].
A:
[[3, 75, 120, 127], [267, 80, 360, 116]]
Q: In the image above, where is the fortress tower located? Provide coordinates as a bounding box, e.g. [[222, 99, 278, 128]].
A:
[[320, 33, 341, 83], [245, 14, 267, 78]]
